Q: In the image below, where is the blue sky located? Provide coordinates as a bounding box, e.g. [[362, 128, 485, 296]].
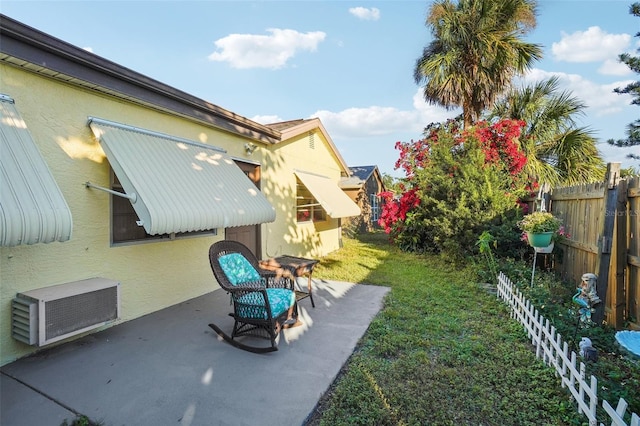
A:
[[2, 0, 639, 178]]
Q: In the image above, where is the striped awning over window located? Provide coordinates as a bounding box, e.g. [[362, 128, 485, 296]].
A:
[[0, 95, 73, 247], [294, 170, 360, 218], [88, 117, 275, 235]]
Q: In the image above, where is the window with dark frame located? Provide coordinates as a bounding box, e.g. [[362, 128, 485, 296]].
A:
[[110, 171, 215, 244]]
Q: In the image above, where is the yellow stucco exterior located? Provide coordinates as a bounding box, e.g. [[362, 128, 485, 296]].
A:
[[0, 61, 352, 365], [261, 128, 348, 259]]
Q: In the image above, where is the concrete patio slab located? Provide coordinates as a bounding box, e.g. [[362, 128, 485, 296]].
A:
[[1, 279, 389, 426]]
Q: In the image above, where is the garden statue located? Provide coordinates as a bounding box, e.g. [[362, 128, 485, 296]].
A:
[[579, 337, 598, 362], [580, 273, 601, 306], [572, 288, 593, 323], [572, 273, 600, 324]]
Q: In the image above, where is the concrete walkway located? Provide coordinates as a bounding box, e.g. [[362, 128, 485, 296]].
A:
[[1, 279, 389, 426]]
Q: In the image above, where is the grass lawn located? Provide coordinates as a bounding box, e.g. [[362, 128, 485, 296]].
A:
[[305, 232, 614, 425]]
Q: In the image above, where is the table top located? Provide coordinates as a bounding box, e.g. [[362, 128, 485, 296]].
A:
[[259, 255, 318, 275], [273, 255, 318, 267]]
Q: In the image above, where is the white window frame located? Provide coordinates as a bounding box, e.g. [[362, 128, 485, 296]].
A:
[[370, 193, 380, 222], [296, 179, 327, 223]]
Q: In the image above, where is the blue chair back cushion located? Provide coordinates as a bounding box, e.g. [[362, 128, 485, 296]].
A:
[[237, 288, 296, 320], [219, 253, 261, 285]]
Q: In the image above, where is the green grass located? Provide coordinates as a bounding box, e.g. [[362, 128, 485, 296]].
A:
[[60, 415, 103, 426], [305, 233, 615, 426]]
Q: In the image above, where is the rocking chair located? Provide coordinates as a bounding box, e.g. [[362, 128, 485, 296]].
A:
[[208, 240, 298, 353]]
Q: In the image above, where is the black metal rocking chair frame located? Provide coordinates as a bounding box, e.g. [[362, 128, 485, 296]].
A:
[[208, 240, 298, 353]]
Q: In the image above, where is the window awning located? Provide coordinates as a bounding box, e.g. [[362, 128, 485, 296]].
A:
[[0, 95, 73, 247], [88, 117, 275, 235], [294, 170, 361, 218]]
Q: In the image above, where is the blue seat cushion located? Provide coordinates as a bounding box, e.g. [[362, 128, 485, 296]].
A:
[[219, 253, 261, 285], [237, 288, 296, 320]]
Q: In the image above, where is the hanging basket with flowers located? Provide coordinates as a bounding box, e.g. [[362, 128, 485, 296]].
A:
[[517, 211, 562, 248]]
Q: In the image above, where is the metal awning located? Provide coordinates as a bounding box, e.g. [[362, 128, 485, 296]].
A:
[[294, 170, 361, 218], [0, 95, 73, 246], [88, 117, 275, 235]]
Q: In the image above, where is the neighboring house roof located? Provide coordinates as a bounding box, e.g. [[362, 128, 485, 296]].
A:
[[340, 165, 382, 190], [264, 119, 308, 132], [265, 118, 351, 175]]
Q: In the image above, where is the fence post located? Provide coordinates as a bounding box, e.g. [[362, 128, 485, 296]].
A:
[[613, 178, 628, 329], [593, 163, 621, 325]]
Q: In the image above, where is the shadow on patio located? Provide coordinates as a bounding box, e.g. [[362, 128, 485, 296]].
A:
[[1, 279, 389, 426]]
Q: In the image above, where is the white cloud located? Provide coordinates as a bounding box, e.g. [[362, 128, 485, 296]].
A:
[[208, 28, 326, 69], [521, 68, 634, 117], [307, 88, 457, 140], [311, 106, 420, 138], [83, 47, 93, 53], [348, 7, 380, 21], [411, 88, 461, 123], [552, 26, 630, 63], [598, 58, 631, 76]]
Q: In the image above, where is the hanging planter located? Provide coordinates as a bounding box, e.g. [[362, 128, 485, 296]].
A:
[[529, 233, 554, 249], [527, 232, 553, 248], [518, 212, 562, 247]]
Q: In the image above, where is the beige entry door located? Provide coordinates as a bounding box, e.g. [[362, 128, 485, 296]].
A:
[[226, 160, 262, 257]]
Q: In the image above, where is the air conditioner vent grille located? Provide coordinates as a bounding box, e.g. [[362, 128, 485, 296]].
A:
[[12, 277, 120, 346], [45, 286, 118, 340], [12, 298, 37, 345]]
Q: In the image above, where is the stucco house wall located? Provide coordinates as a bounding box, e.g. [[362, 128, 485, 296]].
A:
[[261, 123, 349, 258], [0, 16, 356, 365]]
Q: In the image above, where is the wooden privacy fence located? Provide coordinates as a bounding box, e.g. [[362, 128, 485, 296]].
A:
[[497, 272, 639, 426], [543, 164, 639, 329]]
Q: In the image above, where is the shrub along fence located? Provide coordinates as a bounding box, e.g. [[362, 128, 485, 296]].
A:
[[497, 272, 639, 426], [536, 163, 639, 329]]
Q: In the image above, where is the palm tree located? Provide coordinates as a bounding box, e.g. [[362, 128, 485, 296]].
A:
[[489, 77, 605, 185], [414, 0, 543, 128]]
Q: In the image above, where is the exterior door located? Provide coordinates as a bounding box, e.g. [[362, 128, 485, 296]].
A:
[[226, 161, 262, 257]]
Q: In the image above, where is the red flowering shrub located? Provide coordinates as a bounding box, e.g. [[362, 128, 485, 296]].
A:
[[380, 119, 529, 258], [378, 189, 420, 234], [467, 119, 528, 176]]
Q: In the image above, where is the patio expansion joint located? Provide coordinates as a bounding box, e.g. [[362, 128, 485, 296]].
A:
[[1, 370, 83, 418]]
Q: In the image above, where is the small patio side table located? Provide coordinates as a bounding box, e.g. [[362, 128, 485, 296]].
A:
[[259, 255, 319, 307]]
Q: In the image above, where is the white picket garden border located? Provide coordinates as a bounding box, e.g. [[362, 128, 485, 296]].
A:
[[496, 272, 639, 426]]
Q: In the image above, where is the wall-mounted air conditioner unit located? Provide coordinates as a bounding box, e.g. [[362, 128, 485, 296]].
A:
[[12, 277, 120, 347]]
